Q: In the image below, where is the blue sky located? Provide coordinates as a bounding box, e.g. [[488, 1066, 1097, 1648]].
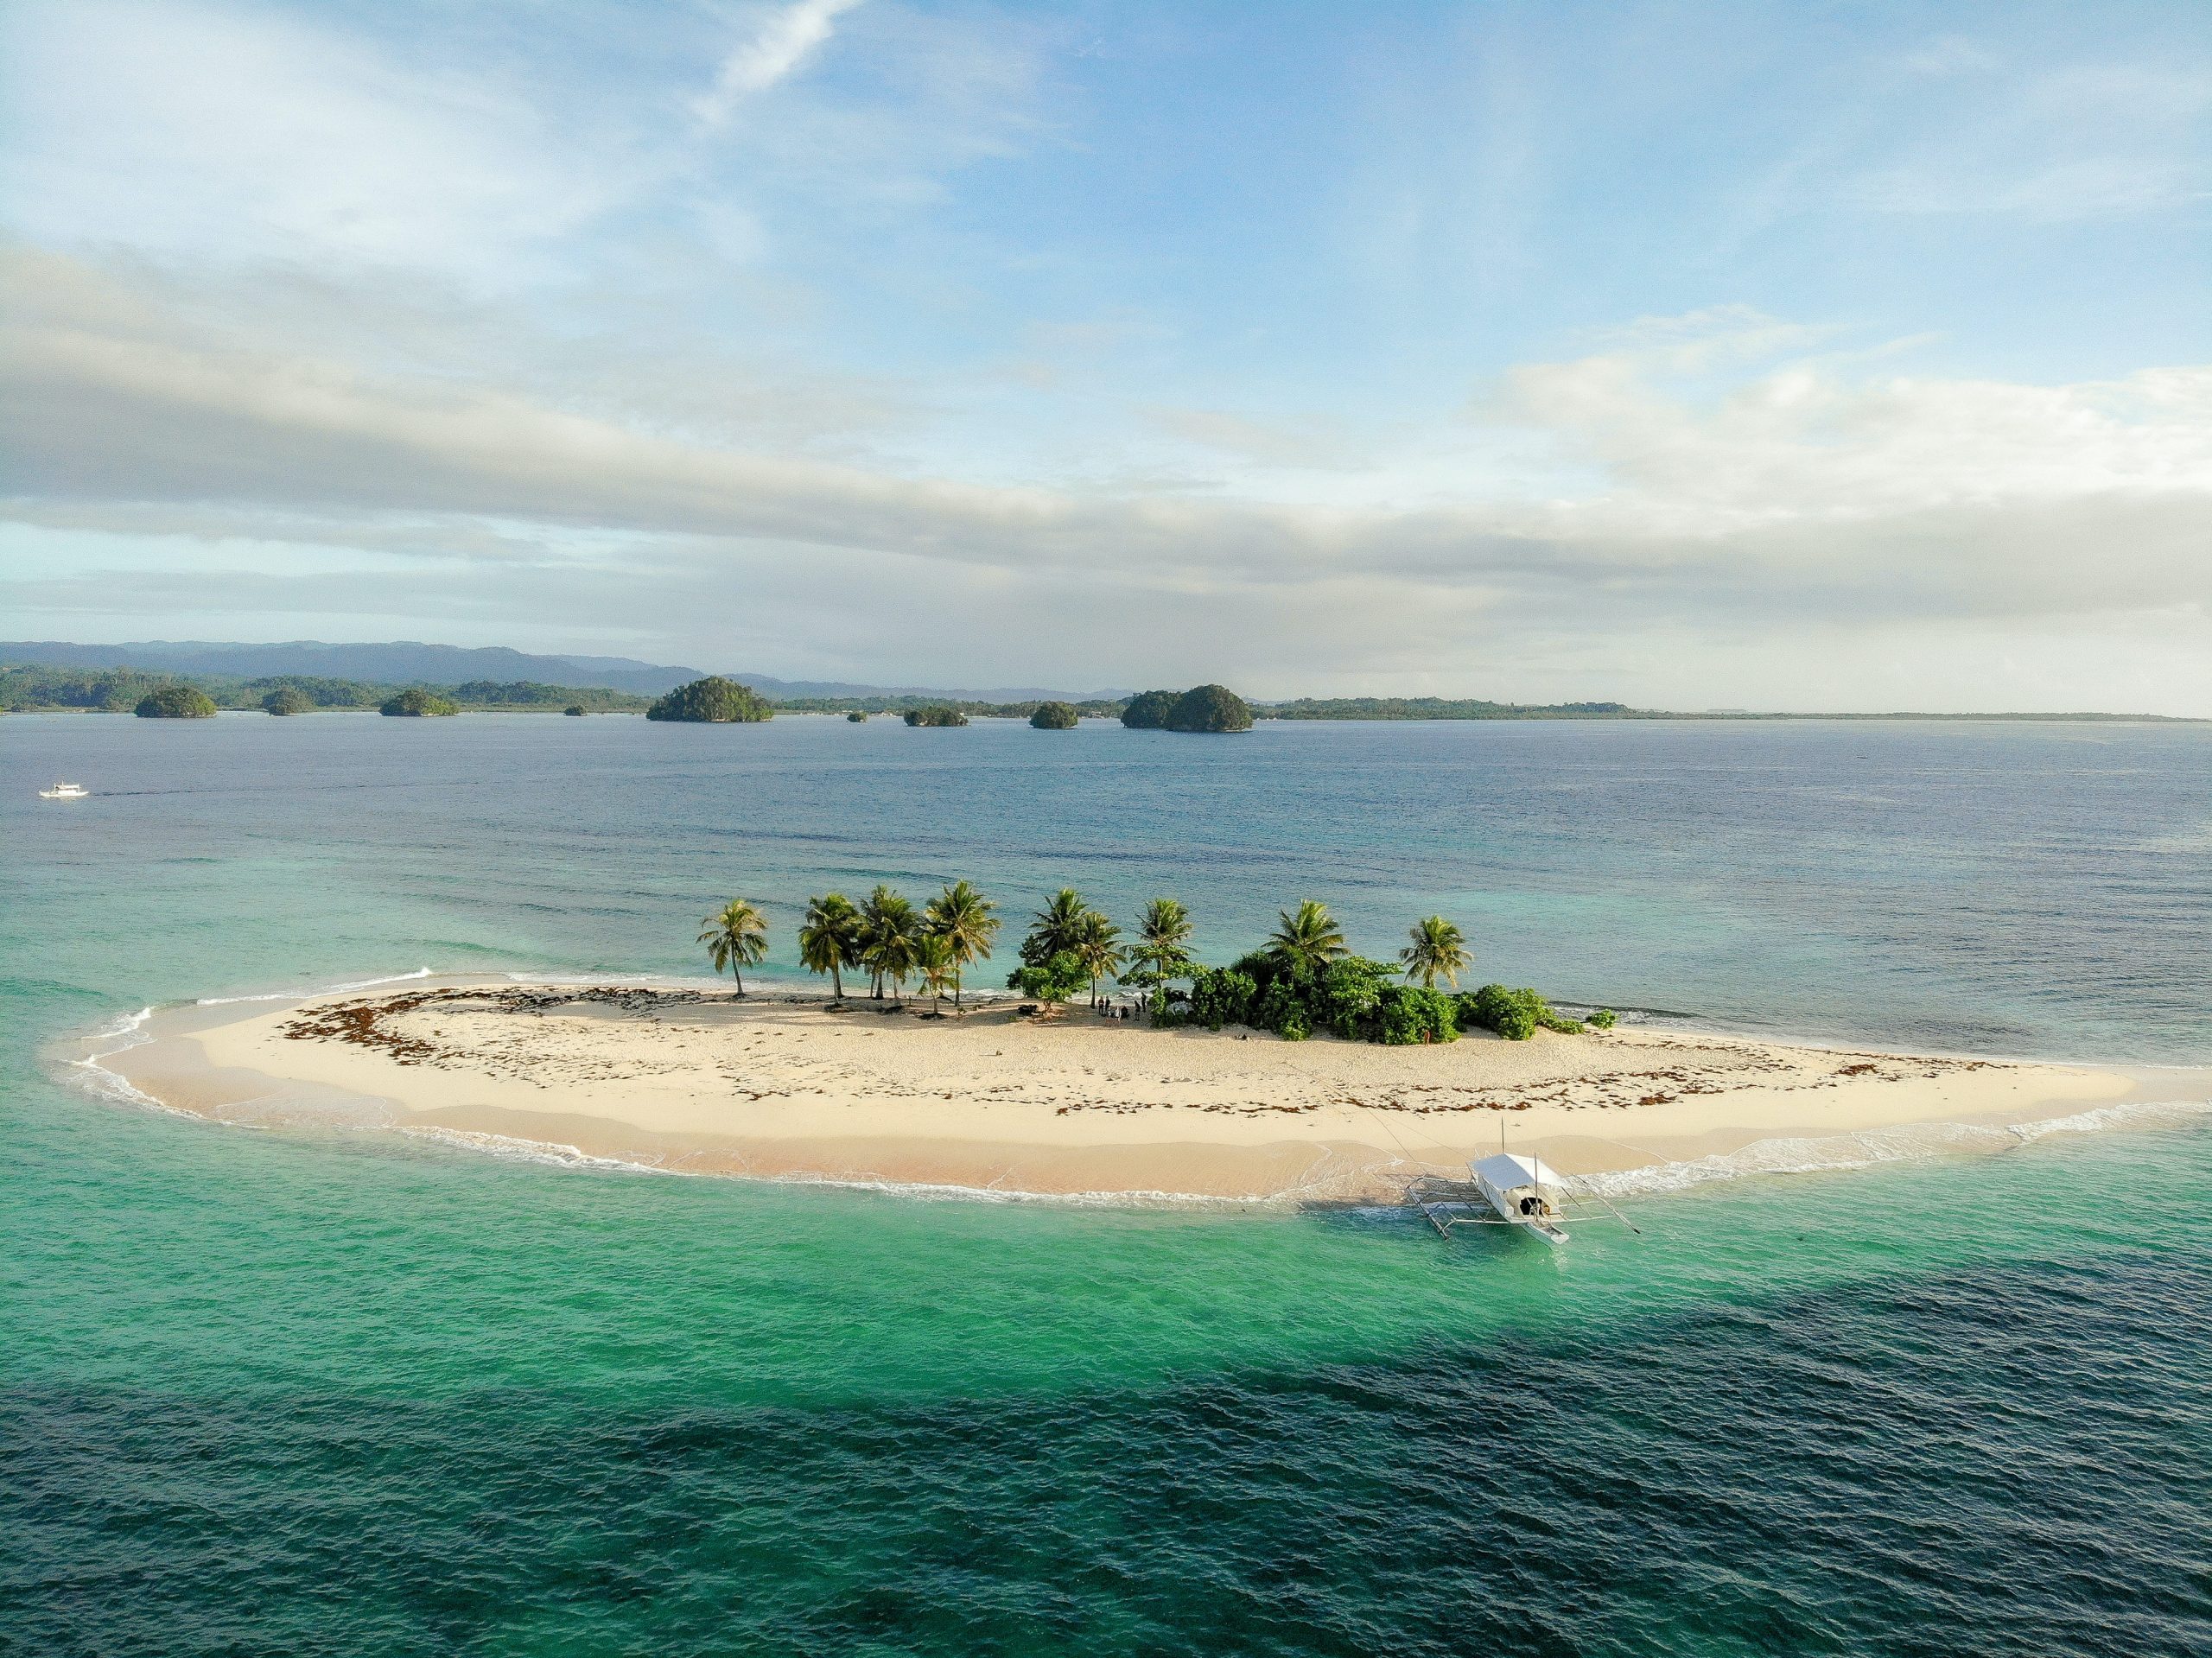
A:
[[3, 0, 2209, 708]]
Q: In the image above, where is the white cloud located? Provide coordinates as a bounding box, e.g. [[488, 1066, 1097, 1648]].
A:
[[693, 0, 866, 128], [7, 266, 2209, 657], [0, 1, 626, 279]]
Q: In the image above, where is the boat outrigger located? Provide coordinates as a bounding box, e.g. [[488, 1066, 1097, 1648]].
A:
[[1406, 1150, 1637, 1246]]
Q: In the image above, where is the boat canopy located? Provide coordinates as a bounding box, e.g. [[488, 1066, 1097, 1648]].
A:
[[1471, 1153, 1560, 1192]]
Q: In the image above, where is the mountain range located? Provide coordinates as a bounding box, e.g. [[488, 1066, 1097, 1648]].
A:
[[0, 642, 1131, 702]]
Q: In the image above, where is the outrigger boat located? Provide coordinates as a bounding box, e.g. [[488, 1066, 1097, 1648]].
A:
[[38, 781, 89, 800], [1405, 1149, 1637, 1246]]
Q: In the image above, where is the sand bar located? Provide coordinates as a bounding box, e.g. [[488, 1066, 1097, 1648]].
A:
[[96, 978, 2187, 1202]]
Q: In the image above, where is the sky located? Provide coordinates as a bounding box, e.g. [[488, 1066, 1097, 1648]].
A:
[[2, 0, 2209, 709]]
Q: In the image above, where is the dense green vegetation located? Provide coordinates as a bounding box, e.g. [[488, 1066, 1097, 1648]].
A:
[[1167, 683, 1254, 732], [381, 689, 459, 717], [135, 685, 218, 719], [563, 705, 588, 716], [1, 661, 649, 714], [1028, 701, 1079, 729], [1123, 684, 1253, 733], [904, 706, 969, 727], [262, 687, 315, 715], [696, 882, 1609, 1042], [1119, 689, 1180, 728], [647, 677, 772, 722]]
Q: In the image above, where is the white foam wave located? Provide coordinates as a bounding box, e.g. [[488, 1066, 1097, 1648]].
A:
[[777, 1174, 1274, 1209], [398, 1126, 1273, 1207], [400, 1125, 682, 1175], [60, 1007, 193, 1115], [2007, 1096, 2212, 1140], [1566, 1098, 2212, 1198], [196, 966, 432, 1006], [83, 1004, 155, 1044]]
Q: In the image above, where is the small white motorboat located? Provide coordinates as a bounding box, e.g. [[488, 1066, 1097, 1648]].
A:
[[38, 781, 90, 800]]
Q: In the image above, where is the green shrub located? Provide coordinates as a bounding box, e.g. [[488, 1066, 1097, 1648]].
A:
[[1251, 975, 1307, 1038], [1185, 967, 1256, 1032], [380, 688, 459, 717], [1007, 950, 1088, 1008], [262, 686, 315, 715], [1375, 984, 1459, 1045], [135, 685, 218, 718], [1029, 701, 1079, 729], [646, 677, 771, 722], [1589, 1008, 1618, 1030], [1317, 957, 1395, 1039], [1459, 984, 1534, 1040], [1456, 983, 1584, 1039]]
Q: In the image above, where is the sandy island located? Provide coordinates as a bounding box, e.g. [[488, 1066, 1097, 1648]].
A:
[[100, 978, 2177, 1203]]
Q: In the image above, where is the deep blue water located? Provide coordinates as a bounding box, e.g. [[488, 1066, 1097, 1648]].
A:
[[3, 711, 2209, 1655]]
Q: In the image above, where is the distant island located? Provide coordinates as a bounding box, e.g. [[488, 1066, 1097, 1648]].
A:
[[134, 685, 217, 718], [645, 676, 772, 722], [1122, 684, 1253, 733], [381, 688, 458, 717], [5, 651, 2202, 724]]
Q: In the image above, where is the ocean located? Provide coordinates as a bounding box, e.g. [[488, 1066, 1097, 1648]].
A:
[[3, 711, 2209, 1655]]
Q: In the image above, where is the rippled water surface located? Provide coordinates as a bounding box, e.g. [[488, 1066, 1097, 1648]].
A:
[[3, 713, 2209, 1655]]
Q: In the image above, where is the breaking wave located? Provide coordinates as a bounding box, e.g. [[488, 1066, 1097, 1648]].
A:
[[1566, 1097, 2212, 1198]]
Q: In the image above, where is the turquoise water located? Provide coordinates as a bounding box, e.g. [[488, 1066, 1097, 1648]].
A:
[[4, 713, 2209, 1654]]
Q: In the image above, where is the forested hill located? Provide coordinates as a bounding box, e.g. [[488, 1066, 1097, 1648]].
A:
[[0, 664, 650, 714], [0, 641, 703, 696]]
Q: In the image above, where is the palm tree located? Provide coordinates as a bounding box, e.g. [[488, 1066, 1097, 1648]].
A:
[[1021, 887, 1095, 966], [1126, 898, 1195, 984], [798, 893, 863, 1001], [858, 885, 909, 999], [698, 899, 768, 994], [1070, 911, 1124, 1008], [1399, 915, 1471, 988], [862, 887, 924, 1003], [1265, 899, 1348, 975], [915, 933, 957, 1013], [925, 880, 1000, 1011]]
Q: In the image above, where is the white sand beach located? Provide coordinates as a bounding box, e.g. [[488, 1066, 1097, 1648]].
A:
[[104, 979, 2159, 1201]]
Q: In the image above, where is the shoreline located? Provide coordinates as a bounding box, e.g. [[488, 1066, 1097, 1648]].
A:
[[83, 975, 2208, 1205]]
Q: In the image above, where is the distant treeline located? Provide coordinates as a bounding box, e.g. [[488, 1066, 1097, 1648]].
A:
[[771, 694, 1129, 719], [1265, 696, 1634, 720], [0, 664, 651, 714]]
